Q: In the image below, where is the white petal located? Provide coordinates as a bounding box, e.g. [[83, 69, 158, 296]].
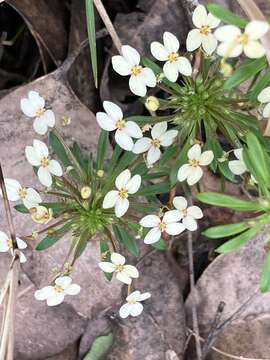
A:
[[112, 55, 131, 76], [115, 169, 131, 190], [47, 293, 65, 306], [119, 303, 132, 318], [130, 302, 143, 317], [150, 41, 169, 61], [4, 179, 21, 201], [34, 286, 54, 301], [140, 214, 160, 228], [217, 42, 243, 58], [33, 117, 48, 135], [133, 137, 152, 154], [103, 101, 123, 122], [115, 198, 129, 217], [116, 271, 132, 285], [19, 251, 27, 263], [144, 227, 161, 244], [96, 112, 116, 131], [111, 252, 126, 265], [127, 290, 141, 302], [126, 174, 141, 194], [151, 122, 167, 139], [139, 292, 151, 301], [163, 210, 181, 224], [48, 160, 63, 176], [258, 87, 270, 103], [173, 196, 187, 211], [33, 139, 49, 159], [115, 129, 134, 151], [16, 237, 27, 250], [121, 45, 140, 66], [188, 144, 201, 160], [141, 68, 156, 87], [245, 20, 269, 40], [228, 160, 246, 175], [199, 150, 214, 166], [187, 167, 203, 185], [163, 31, 179, 53], [244, 41, 265, 59], [183, 216, 198, 231], [65, 284, 81, 295], [177, 57, 192, 76], [192, 5, 208, 28], [43, 110, 55, 127], [103, 190, 119, 209], [55, 276, 72, 289], [38, 167, 52, 187], [123, 265, 139, 278], [234, 148, 243, 161], [0, 231, 9, 252], [147, 146, 161, 165], [24, 188, 42, 208], [124, 121, 143, 139], [177, 164, 192, 182], [20, 98, 37, 117], [214, 25, 241, 42], [186, 29, 202, 52], [206, 13, 220, 28], [201, 34, 217, 55], [25, 146, 40, 166], [28, 91, 45, 109], [129, 75, 147, 97], [166, 222, 185, 235], [263, 102, 270, 117], [159, 130, 178, 147], [99, 262, 116, 273], [163, 61, 179, 82], [187, 206, 203, 219]]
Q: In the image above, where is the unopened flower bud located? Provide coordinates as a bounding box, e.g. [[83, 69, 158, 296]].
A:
[[220, 61, 233, 77], [81, 186, 92, 199], [145, 96, 159, 111], [97, 169, 104, 178], [30, 206, 53, 224], [62, 116, 71, 126]]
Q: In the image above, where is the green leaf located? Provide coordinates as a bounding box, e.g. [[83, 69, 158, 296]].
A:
[[97, 130, 108, 170], [160, 145, 178, 167], [207, 3, 248, 28], [125, 115, 172, 125], [112, 225, 139, 257], [14, 204, 29, 214], [49, 131, 71, 167], [248, 70, 270, 102], [216, 226, 259, 253], [151, 238, 168, 250], [197, 192, 263, 212], [85, 0, 98, 88], [100, 239, 113, 281], [36, 221, 73, 251], [260, 251, 270, 292], [224, 58, 267, 90], [83, 333, 114, 360], [136, 181, 170, 196], [203, 222, 250, 239]]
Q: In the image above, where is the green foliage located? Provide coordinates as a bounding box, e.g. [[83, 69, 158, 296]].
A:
[[203, 222, 250, 239], [97, 130, 108, 170], [83, 333, 114, 360], [36, 221, 73, 251], [85, 0, 98, 88], [207, 3, 248, 28], [216, 226, 260, 253], [260, 251, 270, 292], [112, 225, 140, 257]]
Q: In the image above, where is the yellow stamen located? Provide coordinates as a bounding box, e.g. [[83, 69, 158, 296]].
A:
[[36, 108, 45, 117], [18, 188, 27, 199], [7, 239, 13, 249], [159, 222, 166, 232], [131, 65, 142, 76], [40, 157, 49, 167], [54, 285, 64, 293], [118, 188, 128, 199], [237, 33, 249, 45], [200, 25, 211, 36], [115, 264, 124, 272], [115, 119, 126, 130], [151, 138, 161, 148], [189, 159, 200, 167], [168, 52, 178, 63]]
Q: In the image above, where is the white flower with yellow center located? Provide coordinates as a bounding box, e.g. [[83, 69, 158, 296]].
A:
[[151, 32, 192, 82], [103, 169, 141, 218], [112, 45, 156, 96], [258, 86, 270, 118], [119, 290, 151, 318], [177, 144, 214, 186], [25, 139, 63, 187], [1, 178, 41, 209], [96, 101, 142, 151], [34, 276, 81, 306], [0, 231, 27, 263], [173, 196, 203, 231], [228, 148, 247, 175], [133, 122, 178, 165], [99, 252, 139, 285], [139, 210, 185, 244], [214, 21, 269, 59], [186, 4, 220, 55], [20, 91, 55, 135]]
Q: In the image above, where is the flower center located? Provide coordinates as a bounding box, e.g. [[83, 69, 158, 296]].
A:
[[200, 25, 211, 36], [115, 264, 124, 272], [128, 299, 137, 305], [18, 188, 27, 199], [181, 208, 188, 217], [151, 138, 161, 148], [40, 157, 50, 167], [158, 221, 166, 232], [36, 108, 45, 118], [237, 33, 249, 45], [168, 52, 178, 63], [115, 119, 126, 130], [54, 285, 64, 293], [189, 159, 200, 167], [131, 65, 142, 76], [118, 188, 128, 199], [7, 239, 13, 249]]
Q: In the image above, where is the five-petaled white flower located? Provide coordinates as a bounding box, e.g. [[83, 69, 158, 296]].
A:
[[1, 178, 41, 209], [214, 21, 269, 59], [140, 210, 185, 244], [119, 290, 151, 318], [96, 101, 142, 151], [177, 144, 214, 186], [112, 45, 156, 97], [258, 86, 270, 118], [186, 4, 220, 55], [103, 169, 141, 218], [20, 91, 55, 135], [133, 122, 178, 165], [173, 196, 203, 231], [151, 32, 192, 82], [228, 148, 247, 175], [34, 276, 81, 306], [99, 252, 139, 285], [0, 231, 27, 263], [25, 139, 63, 187]]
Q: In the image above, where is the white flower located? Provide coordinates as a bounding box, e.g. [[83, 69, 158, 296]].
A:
[[112, 45, 156, 96], [20, 91, 55, 135], [96, 101, 142, 151], [103, 169, 141, 217], [139, 210, 185, 244], [173, 196, 203, 231], [151, 32, 192, 82], [99, 252, 139, 285], [228, 148, 247, 175], [34, 276, 81, 306], [25, 139, 63, 187], [133, 122, 178, 165], [119, 290, 151, 318], [177, 144, 214, 186], [186, 5, 220, 55], [258, 86, 270, 118], [214, 21, 269, 59], [1, 178, 41, 209], [0, 231, 27, 263]]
